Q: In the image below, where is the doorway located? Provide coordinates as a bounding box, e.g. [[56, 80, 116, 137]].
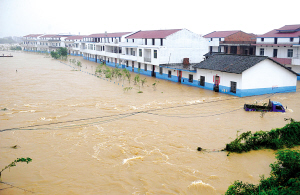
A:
[[178, 71, 182, 83]]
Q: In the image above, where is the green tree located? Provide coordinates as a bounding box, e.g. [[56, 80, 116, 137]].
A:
[[50, 51, 60, 59], [58, 47, 68, 57]]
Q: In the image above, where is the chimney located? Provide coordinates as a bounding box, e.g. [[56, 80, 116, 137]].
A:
[[183, 58, 189, 65]]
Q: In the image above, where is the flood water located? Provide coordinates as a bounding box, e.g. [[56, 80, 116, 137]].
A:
[[0, 51, 299, 194]]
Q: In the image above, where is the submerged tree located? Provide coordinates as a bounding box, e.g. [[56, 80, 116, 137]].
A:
[[0, 157, 32, 182]]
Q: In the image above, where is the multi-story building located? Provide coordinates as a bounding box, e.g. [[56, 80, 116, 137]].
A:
[[47, 34, 72, 52], [65, 35, 86, 56], [123, 29, 208, 79], [203, 31, 256, 55], [255, 24, 300, 79], [81, 32, 133, 65], [38, 34, 56, 53], [22, 34, 42, 52]]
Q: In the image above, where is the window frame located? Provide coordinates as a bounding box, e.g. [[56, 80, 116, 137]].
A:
[[260, 48, 264, 56], [287, 49, 293, 57], [154, 50, 157, 58]]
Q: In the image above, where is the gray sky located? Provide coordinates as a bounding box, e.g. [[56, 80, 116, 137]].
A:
[[0, 0, 299, 38]]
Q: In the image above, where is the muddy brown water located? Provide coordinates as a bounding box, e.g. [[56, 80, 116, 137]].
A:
[[0, 51, 299, 194]]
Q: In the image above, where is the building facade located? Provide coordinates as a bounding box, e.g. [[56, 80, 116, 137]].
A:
[[203, 31, 256, 55], [255, 24, 300, 79]]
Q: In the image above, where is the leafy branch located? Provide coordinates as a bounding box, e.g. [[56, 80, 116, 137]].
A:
[[0, 157, 32, 181]]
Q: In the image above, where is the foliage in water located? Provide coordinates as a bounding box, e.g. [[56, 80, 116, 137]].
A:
[[224, 119, 300, 153], [225, 149, 300, 195], [0, 157, 32, 181]]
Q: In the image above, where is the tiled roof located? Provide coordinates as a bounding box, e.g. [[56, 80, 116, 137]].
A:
[[65, 35, 86, 41], [125, 29, 182, 39], [40, 34, 56, 38], [276, 24, 300, 31], [257, 24, 300, 38], [203, 31, 240, 38], [270, 57, 292, 65], [23, 34, 43, 37], [87, 32, 131, 38], [193, 54, 297, 75]]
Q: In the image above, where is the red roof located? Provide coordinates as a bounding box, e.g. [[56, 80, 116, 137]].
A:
[[65, 35, 86, 41], [87, 32, 131, 38], [125, 29, 182, 39], [258, 24, 300, 38], [276, 24, 300, 31], [270, 57, 292, 65], [23, 34, 43, 37], [203, 31, 240, 38], [40, 34, 56, 38]]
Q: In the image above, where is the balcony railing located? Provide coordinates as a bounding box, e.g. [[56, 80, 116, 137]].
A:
[[144, 57, 151, 62]]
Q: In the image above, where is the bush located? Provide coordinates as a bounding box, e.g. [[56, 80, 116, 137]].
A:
[[225, 149, 300, 195], [224, 120, 300, 153]]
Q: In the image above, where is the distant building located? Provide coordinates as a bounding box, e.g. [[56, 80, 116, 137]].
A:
[[21, 34, 43, 52], [203, 31, 256, 55], [255, 24, 300, 79]]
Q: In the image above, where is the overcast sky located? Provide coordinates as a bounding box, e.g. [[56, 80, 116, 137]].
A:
[[0, 0, 299, 38]]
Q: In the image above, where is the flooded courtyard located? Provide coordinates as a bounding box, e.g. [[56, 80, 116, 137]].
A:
[[1, 51, 300, 194]]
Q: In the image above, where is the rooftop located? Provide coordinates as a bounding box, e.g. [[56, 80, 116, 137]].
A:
[[86, 32, 131, 38], [257, 24, 300, 38], [203, 31, 240, 38], [126, 29, 182, 39], [193, 54, 297, 75]]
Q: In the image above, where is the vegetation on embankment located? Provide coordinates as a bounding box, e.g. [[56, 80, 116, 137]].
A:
[[224, 119, 300, 153], [225, 149, 300, 195]]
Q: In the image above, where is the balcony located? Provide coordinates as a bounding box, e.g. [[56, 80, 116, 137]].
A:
[[220, 41, 255, 46], [144, 57, 151, 62]]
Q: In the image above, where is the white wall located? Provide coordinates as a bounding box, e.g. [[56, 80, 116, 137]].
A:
[[159, 29, 208, 64], [242, 59, 297, 89], [195, 69, 243, 88]]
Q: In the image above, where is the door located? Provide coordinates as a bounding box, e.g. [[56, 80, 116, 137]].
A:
[[200, 76, 205, 86], [152, 65, 156, 77], [115, 58, 117, 67], [132, 61, 134, 72], [95, 55, 97, 63], [178, 71, 182, 83], [273, 49, 278, 57], [213, 75, 220, 92]]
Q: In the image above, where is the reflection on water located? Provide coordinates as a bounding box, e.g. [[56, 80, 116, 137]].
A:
[[0, 51, 299, 194]]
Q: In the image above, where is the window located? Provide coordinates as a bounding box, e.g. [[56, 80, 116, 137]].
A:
[[219, 38, 221, 41], [210, 38, 213, 41], [138, 62, 141, 69], [133, 39, 134, 43], [261, 38, 264, 42], [274, 38, 278, 44], [230, 81, 237, 93], [160, 38, 163, 46], [189, 74, 193, 83], [168, 70, 172, 78], [145, 39, 147, 45], [200, 76, 205, 86], [287, 49, 293, 57], [290, 38, 294, 42], [126, 61, 128, 67], [144, 64, 147, 71], [126, 48, 128, 55], [152, 39, 155, 45], [159, 67, 163, 74], [139, 49, 142, 57], [154, 50, 157, 58], [260, 48, 264, 56]]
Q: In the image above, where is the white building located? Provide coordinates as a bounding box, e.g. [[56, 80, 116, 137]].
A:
[[255, 24, 300, 79], [21, 34, 42, 52], [81, 32, 133, 66], [123, 29, 209, 79], [191, 54, 297, 97], [65, 35, 86, 56]]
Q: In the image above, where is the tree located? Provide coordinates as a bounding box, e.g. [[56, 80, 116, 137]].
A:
[[58, 47, 68, 57], [50, 51, 60, 59]]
